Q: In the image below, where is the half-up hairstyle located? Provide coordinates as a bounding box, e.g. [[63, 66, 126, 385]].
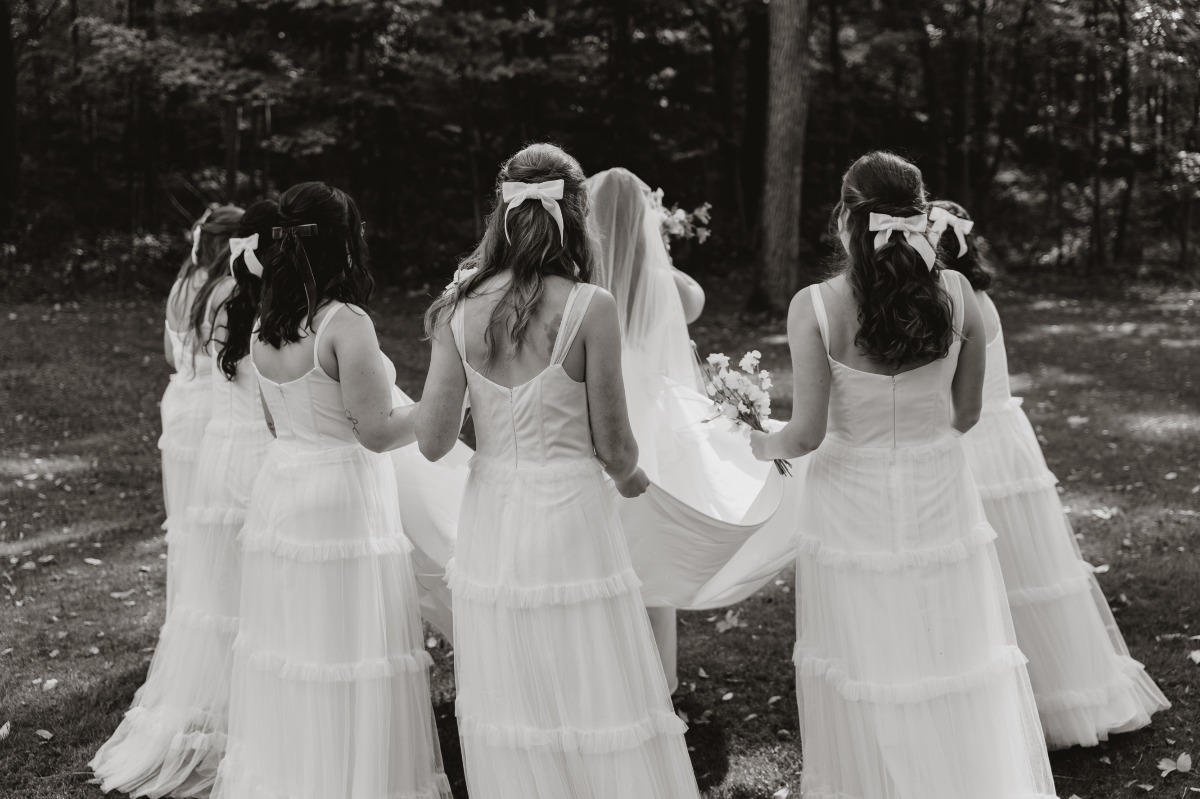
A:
[[423, 142, 600, 363], [930, 199, 992, 292], [214, 200, 278, 380], [186, 205, 244, 354], [257, 182, 373, 348], [834, 151, 953, 370]]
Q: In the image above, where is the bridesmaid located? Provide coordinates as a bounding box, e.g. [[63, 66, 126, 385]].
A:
[[752, 152, 1057, 799], [159, 205, 243, 562], [929, 199, 1170, 748], [417, 143, 700, 799], [91, 203, 271, 797], [213, 182, 449, 799]]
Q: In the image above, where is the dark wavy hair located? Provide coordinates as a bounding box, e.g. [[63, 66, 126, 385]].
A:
[[930, 199, 993, 292], [185, 205, 244, 354], [833, 151, 953, 370], [423, 143, 599, 363], [257, 182, 373, 348], [213, 200, 279, 380]]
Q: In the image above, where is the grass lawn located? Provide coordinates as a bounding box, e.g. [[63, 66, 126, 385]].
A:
[[1, 278, 1197, 798]]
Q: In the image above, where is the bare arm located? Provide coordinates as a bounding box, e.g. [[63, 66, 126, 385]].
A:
[[584, 289, 647, 497], [671, 267, 706, 324], [751, 286, 831, 461], [950, 271, 986, 434], [414, 317, 469, 462], [163, 324, 175, 369], [330, 310, 420, 453]]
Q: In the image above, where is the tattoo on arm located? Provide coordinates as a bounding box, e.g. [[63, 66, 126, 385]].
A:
[[345, 409, 361, 439]]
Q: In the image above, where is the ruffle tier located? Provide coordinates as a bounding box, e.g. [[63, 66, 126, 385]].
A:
[[452, 456, 698, 798], [159, 370, 213, 529], [214, 445, 448, 799], [964, 398, 1170, 747], [793, 434, 1057, 799]]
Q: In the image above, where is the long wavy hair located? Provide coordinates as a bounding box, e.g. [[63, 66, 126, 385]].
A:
[[214, 200, 279, 380], [423, 143, 599, 363], [257, 182, 373, 348], [930, 199, 993, 292], [183, 205, 244, 354], [834, 152, 953, 370]]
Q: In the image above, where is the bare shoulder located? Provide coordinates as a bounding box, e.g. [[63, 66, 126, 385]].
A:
[[324, 302, 377, 345], [940, 269, 973, 294]]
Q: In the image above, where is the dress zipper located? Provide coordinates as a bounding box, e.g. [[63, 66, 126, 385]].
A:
[[891, 375, 897, 452]]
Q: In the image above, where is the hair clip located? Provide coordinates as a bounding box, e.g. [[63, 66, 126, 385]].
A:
[[272, 224, 319, 240]]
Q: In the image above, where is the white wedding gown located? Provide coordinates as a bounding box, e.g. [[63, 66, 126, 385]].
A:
[[449, 283, 700, 798], [391, 171, 797, 663], [794, 275, 1057, 799], [961, 291, 1169, 747]]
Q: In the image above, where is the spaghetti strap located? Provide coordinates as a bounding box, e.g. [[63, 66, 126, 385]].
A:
[[312, 302, 344, 369], [809, 284, 831, 354], [942, 271, 965, 333], [550, 283, 596, 365], [449, 302, 468, 363]]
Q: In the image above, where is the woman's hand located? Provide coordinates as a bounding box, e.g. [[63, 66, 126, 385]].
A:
[[750, 430, 772, 462], [613, 466, 650, 498]]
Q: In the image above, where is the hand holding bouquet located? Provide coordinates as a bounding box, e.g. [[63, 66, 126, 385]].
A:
[[695, 348, 791, 476]]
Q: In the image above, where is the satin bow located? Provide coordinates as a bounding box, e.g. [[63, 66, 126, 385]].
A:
[[868, 212, 936, 270], [502, 179, 566, 245], [229, 233, 264, 277], [928, 206, 975, 258], [190, 207, 214, 266]]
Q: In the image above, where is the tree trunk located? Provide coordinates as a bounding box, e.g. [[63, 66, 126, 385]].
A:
[[740, 0, 769, 238], [0, 0, 17, 232], [827, 0, 848, 175], [1112, 0, 1135, 260], [757, 0, 811, 310], [1087, 0, 1105, 270]]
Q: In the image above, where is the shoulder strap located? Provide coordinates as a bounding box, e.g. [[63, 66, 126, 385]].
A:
[[942, 271, 965, 333], [809, 284, 831, 354], [312, 302, 344, 369], [449, 300, 468, 363], [550, 283, 596, 365]]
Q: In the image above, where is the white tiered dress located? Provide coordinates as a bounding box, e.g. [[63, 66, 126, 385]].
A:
[[447, 284, 700, 799], [961, 292, 1169, 748], [793, 276, 1057, 799], [92, 339, 272, 798], [213, 303, 450, 799], [160, 290, 215, 553]]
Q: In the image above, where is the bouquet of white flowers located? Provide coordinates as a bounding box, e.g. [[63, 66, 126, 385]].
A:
[[647, 188, 712, 251], [696, 347, 791, 476]]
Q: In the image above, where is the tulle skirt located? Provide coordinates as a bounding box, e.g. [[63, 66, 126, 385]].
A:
[[963, 399, 1170, 748], [159, 366, 214, 541], [795, 434, 1057, 799], [91, 416, 271, 798], [450, 456, 699, 799], [212, 442, 450, 799]]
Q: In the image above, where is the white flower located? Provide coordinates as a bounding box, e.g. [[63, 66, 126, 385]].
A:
[[707, 353, 730, 370], [705, 382, 717, 397], [746, 384, 765, 403], [758, 370, 773, 390], [720, 401, 739, 420], [739, 350, 761, 373], [753, 393, 771, 415], [737, 402, 749, 415], [696, 228, 711, 244]]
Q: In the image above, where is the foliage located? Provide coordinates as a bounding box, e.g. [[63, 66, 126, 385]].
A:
[[2, 0, 1200, 298]]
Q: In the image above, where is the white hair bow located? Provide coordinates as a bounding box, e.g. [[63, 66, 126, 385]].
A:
[[868, 212, 936, 270], [928, 206, 975, 258], [190, 207, 214, 266], [502, 179, 565, 246], [229, 233, 263, 277]]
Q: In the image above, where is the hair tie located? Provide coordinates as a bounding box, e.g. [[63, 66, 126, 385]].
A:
[[229, 234, 263, 277], [272, 224, 319, 240], [928, 206, 975, 258], [868, 212, 936, 270], [501, 180, 565, 246]]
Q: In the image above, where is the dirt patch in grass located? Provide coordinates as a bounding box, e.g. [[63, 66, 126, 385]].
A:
[[1, 280, 1196, 798]]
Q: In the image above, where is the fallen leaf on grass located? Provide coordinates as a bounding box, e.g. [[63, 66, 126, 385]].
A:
[[109, 589, 136, 600], [1091, 506, 1119, 521], [697, 667, 708, 679], [714, 609, 747, 634], [1100, 755, 1112, 764], [42, 679, 58, 692], [1159, 753, 1193, 778], [721, 692, 734, 701], [768, 695, 782, 705], [87, 646, 99, 656], [773, 788, 790, 799], [1093, 563, 1111, 574], [0, 721, 9, 741], [83, 558, 102, 566], [35, 729, 52, 740], [1189, 650, 1200, 665], [744, 713, 758, 721]]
